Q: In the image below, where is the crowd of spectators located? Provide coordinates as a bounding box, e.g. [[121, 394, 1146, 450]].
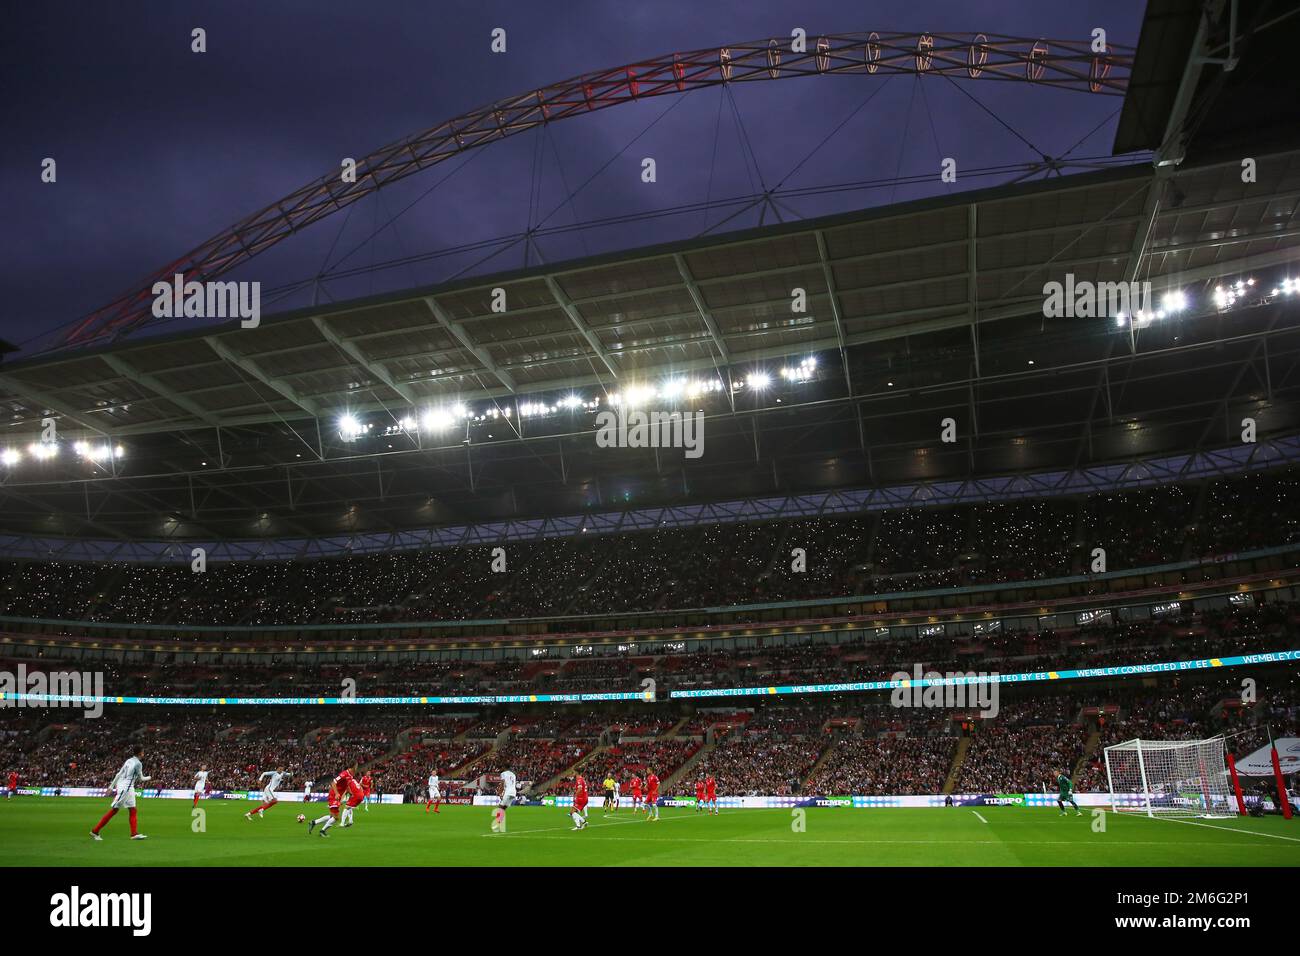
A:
[[566, 739, 702, 795], [3, 566, 1298, 801], [3, 713, 353, 792], [459, 737, 591, 789], [3, 471, 1297, 626], [5, 598, 1292, 707], [954, 696, 1092, 794], [4, 666, 1295, 798], [699, 734, 824, 796], [806, 736, 957, 795]]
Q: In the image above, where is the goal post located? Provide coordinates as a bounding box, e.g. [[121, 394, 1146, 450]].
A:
[[1104, 737, 1235, 818]]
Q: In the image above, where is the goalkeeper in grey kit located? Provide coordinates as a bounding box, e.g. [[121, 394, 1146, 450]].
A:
[[1057, 772, 1081, 816]]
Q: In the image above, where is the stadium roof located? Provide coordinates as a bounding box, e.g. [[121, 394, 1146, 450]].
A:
[[1115, 0, 1300, 161], [1, 146, 1298, 542], [3, 148, 1300, 436]]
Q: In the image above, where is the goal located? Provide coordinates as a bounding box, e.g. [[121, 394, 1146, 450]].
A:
[[1104, 737, 1235, 818]]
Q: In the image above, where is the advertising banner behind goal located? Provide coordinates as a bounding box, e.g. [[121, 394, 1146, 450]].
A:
[[1235, 738, 1300, 776]]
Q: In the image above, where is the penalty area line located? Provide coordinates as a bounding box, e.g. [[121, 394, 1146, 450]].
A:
[[972, 811, 988, 824]]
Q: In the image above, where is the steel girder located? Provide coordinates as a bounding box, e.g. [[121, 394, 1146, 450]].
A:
[[54, 31, 1130, 351]]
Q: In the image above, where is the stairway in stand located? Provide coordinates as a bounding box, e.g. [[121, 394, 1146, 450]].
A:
[[534, 746, 607, 794], [943, 737, 971, 795], [1073, 729, 1102, 782], [662, 741, 713, 792], [799, 736, 842, 791]]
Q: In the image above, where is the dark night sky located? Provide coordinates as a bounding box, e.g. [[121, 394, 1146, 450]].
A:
[[1, 0, 1147, 357]]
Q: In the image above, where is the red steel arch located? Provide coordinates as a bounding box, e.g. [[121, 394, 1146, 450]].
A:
[[58, 31, 1131, 350]]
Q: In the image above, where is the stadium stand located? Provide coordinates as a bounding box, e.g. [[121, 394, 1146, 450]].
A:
[[5, 598, 1298, 799], [3, 470, 1298, 627]]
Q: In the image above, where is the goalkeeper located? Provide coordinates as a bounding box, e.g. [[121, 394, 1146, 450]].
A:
[[1056, 771, 1082, 816]]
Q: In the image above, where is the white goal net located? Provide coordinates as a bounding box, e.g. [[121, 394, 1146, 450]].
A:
[[1104, 737, 1235, 818]]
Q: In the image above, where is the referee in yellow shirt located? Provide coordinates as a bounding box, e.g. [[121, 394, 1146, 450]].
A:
[[602, 775, 616, 813]]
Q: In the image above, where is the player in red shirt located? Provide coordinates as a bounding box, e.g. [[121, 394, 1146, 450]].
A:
[[360, 771, 374, 813], [695, 777, 707, 812], [308, 781, 342, 837], [335, 767, 364, 827], [644, 769, 660, 822], [629, 774, 642, 812], [6, 771, 18, 799], [705, 774, 718, 815], [569, 773, 589, 830]]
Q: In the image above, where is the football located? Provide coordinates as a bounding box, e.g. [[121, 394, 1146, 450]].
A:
[[296, 814, 306, 823]]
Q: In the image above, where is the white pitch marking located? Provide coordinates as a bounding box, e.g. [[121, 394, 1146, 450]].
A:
[[484, 833, 1273, 848], [972, 811, 988, 824], [1145, 815, 1300, 843]]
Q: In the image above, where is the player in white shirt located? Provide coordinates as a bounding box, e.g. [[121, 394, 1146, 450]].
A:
[[192, 768, 210, 808], [491, 769, 517, 833], [612, 779, 621, 811], [90, 744, 150, 840], [425, 771, 442, 814], [246, 767, 290, 820], [303, 779, 313, 804]]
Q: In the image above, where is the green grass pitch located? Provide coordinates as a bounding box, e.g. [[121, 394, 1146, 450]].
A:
[[2, 798, 1298, 867]]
